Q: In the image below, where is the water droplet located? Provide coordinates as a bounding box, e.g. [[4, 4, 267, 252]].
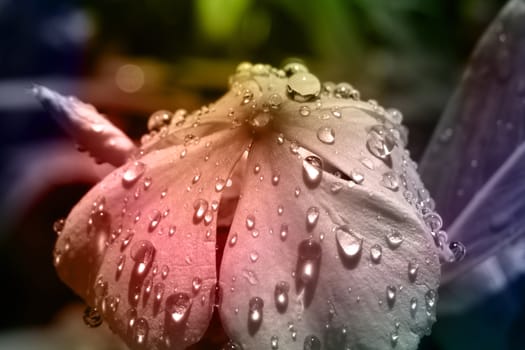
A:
[[116, 254, 126, 280], [408, 261, 419, 282], [425, 289, 437, 316], [83, 306, 103, 328], [242, 89, 254, 105], [390, 330, 399, 347], [316, 126, 336, 144], [161, 265, 169, 279], [381, 171, 399, 191], [268, 93, 282, 109], [254, 163, 261, 174], [130, 240, 156, 276], [248, 296, 264, 329], [423, 212, 443, 232], [287, 72, 321, 102], [222, 340, 242, 350], [299, 105, 311, 117], [385, 229, 403, 248], [271, 335, 279, 349], [335, 226, 362, 259], [229, 233, 238, 246], [166, 293, 192, 324], [277, 205, 284, 216], [449, 241, 466, 262], [366, 125, 396, 159], [242, 269, 259, 285], [192, 277, 202, 293], [102, 295, 120, 316], [154, 283, 165, 302], [303, 155, 323, 186], [132, 317, 149, 345], [386, 285, 396, 307], [306, 207, 320, 228], [249, 251, 259, 263], [168, 225, 176, 237], [350, 169, 364, 184], [298, 239, 322, 284], [283, 62, 309, 76], [193, 199, 209, 222], [334, 82, 354, 98], [410, 297, 418, 317], [274, 281, 289, 313], [272, 173, 280, 185], [276, 133, 285, 144], [280, 224, 289, 241], [122, 161, 146, 186], [148, 110, 173, 131], [246, 214, 256, 230], [53, 218, 65, 235], [148, 210, 161, 232], [304, 335, 321, 350], [143, 176, 152, 190], [294, 187, 301, 197], [370, 244, 382, 263]]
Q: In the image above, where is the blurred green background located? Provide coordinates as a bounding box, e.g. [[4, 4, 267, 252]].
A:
[[0, 0, 510, 349]]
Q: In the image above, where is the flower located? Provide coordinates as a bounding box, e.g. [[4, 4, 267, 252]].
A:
[[36, 62, 460, 350]]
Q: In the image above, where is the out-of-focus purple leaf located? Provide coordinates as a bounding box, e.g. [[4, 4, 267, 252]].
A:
[[420, 0, 525, 226]]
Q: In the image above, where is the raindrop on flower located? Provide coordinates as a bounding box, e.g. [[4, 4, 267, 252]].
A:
[[287, 72, 321, 102], [274, 281, 290, 313], [161, 265, 169, 279], [316, 127, 335, 144], [283, 62, 308, 76], [130, 240, 156, 276], [268, 93, 282, 109], [366, 125, 396, 159], [122, 161, 146, 187], [246, 214, 256, 230], [241, 89, 253, 105], [192, 277, 202, 293], [449, 241, 466, 262], [423, 212, 443, 232], [132, 317, 149, 345], [148, 210, 161, 232], [381, 171, 399, 191], [166, 293, 192, 324], [53, 218, 65, 235], [335, 226, 363, 259], [370, 244, 382, 263], [299, 105, 311, 117], [408, 261, 419, 282], [297, 239, 322, 284], [330, 107, 342, 118], [390, 330, 399, 347], [334, 82, 353, 98], [306, 206, 320, 228], [350, 169, 364, 184], [304, 335, 321, 350], [248, 296, 264, 332], [143, 176, 152, 190], [154, 283, 165, 302], [280, 224, 289, 241], [229, 233, 238, 247], [386, 285, 396, 307], [385, 229, 404, 248], [271, 335, 279, 349], [249, 251, 259, 263], [83, 306, 103, 328], [425, 289, 437, 317], [147, 110, 173, 131], [302, 155, 323, 186], [410, 297, 418, 317], [193, 199, 209, 222]]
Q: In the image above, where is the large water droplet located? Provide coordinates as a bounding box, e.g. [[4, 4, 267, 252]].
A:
[[298, 239, 322, 284], [304, 335, 321, 350], [193, 199, 209, 222], [248, 296, 264, 333], [132, 317, 149, 346], [83, 306, 103, 328], [385, 229, 403, 248], [381, 171, 399, 191], [370, 244, 382, 263], [423, 212, 443, 232], [287, 72, 321, 102], [122, 161, 146, 187], [166, 293, 192, 324], [366, 125, 396, 159], [306, 206, 320, 229], [130, 240, 156, 276], [274, 281, 290, 313], [335, 226, 363, 259], [302, 155, 323, 186], [386, 285, 396, 307], [449, 241, 466, 262], [317, 127, 335, 144]]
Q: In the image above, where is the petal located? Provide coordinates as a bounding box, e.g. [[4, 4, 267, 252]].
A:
[[54, 91, 253, 349], [33, 85, 136, 166], [219, 65, 442, 349]]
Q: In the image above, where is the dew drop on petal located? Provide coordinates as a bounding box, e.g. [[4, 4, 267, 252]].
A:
[[53, 218, 65, 235], [410, 297, 418, 317], [370, 244, 382, 263], [298, 239, 322, 284], [148, 210, 161, 232], [280, 224, 289, 241], [193, 199, 209, 222], [335, 226, 363, 259], [408, 261, 419, 282], [83, 306, 103, 328], [274, 281, 290, 313], [425, 289, 437, 317], [222, 340, 243, 350], [166, 293, 192, 324], [316, 127, 335, 144], [350, 169, 364, 184], [302, 155, 323, 186], [306, 206, 320, 228], [287, 72, 321, 102], [299, 105, 311, 117], [132, 317, 149, 346], [248, 297, 264, 331], [271, 335, 279, 349], [366, 125, 396, 159], [122, 161, 146, 187], [423, 212, 443, 233], [130, 240, 156, 276], [192, 277, 202, 294], [229, 233, 238, 247], [449, 241, 466, 262], [385, 229, 404, 248], [386, 285, 396, 307], [246, 214, 256, 230], [381, 171, 399, 191], [249, 251, 259, 263], [304, 335, 321, 350]]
